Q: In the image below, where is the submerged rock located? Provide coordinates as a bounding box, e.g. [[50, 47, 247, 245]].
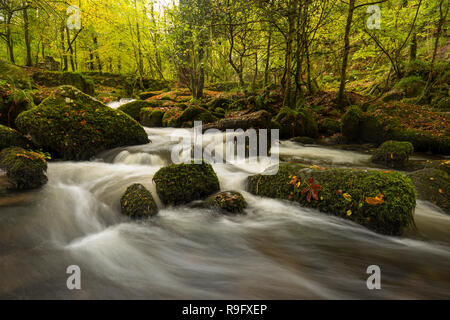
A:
[[371, 141, 414, 169], [120, 184, 158, 218], [247, 164, 416, 236], [408, 168, 449, 214], [153, 162, 220, 205], [0, 124, 32, 151], [0, 147, 48, 190], [15, 86, 149, 160], [205, 191, 247, 214]]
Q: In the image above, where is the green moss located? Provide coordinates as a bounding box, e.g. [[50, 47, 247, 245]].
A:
[[153, 162, 220, 205], [247, 164, 417, 236], [205, 191, 247, 214], [371, 141, 414, 169], [117, 100, 154, 121], [162, 108, 183, 127], [0, 147, 48, 190], [320, 118, 341, 136], [394, 76, 425, 98], [120, 184, 158, 218], [408, 169, 449, 214], [32, 71, 94, 95], [0, 82, 35, 128], [0, 59, 32, 89], [140, 108, 165, 127], [0, 124, 32, 151], [341, 105, 362, 141], [15, 86, 149, 160], [274, 106, 318, 139]]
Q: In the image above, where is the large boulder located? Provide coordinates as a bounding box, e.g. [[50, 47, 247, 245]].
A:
[[0, 124, 32, 151], [273, 107, 318, 139], [0, 147, 48, 190], [15, 86, 149, 160], [408, 168, 449, 214], [177, 105, 217, 127], [0, 82, 35, 128], [120, 184, 158, 218], [371, 141, 414, 169], [341, 105, 362, 141], [153, 162, 220, 205], [117, 100, 155, 121], [31, 71, 94, 95], [205, 191, 247, 214], [205, 110, 272, 131], [247, 164, 416, 236], [140, 108, 165, 127]]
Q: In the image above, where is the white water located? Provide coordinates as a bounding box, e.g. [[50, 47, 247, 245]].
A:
[[1, 103, 449, 299]]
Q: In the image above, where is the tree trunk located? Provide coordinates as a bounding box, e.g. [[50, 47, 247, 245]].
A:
[[23, 4, 32, 66], [337, 0, 356, 108], [60, 23, 68, 71], [283, 0, 298, 107], [134, 0, 144, 90], [409, 32, 417, 61], [6, 14, 15, 63], [264, 25, 272, 87]]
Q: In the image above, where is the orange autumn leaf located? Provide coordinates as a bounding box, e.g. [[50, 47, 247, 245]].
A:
[[80, 120, 87, 126], [365, 193, 385, 205]]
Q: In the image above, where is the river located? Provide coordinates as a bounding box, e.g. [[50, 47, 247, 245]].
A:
[[0, 101, 449, 299]]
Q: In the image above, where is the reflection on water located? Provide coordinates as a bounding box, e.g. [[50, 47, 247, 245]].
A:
[[1, 125, 449, 299]]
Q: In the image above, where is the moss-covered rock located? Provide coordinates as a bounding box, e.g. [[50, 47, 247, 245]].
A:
[[408, 169, 449, 214], [0, 124, 32, 151], [0, 59, 32, 89], [0, 147, 48, 190], [205, 191, 247, 214], [31, 71, 95, 95], [204, 110, 272, 131], [394, 76, 425, 98], [153, 162, 220, 205], [162, 108, 183, 127], [140, 108, 165, 127], [341, 105, 362, 141], [15, 86, 149, 160], [207, 97, 232, 110], [120, 184, 158, 218], [273, 107, 318, 139], [138, 91, 162, 100], [319, 118, 341, 136], [371, 141, 414, 169], [0, 82, 35, 128], [247, 164, 416, 235], [117, 100, 154, 121], [177, 105, 217, 127]]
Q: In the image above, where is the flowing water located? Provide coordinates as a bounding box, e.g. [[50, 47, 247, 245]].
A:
[[1, 102, 449, 300]]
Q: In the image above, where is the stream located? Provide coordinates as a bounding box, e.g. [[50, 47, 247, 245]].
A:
[[0, 101, 449, 300]]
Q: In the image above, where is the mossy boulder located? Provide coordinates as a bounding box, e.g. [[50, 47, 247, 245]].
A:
[[177, 106, 217, 127], [341, 105, 362, 141], [0, 124, 32, 151], [0, 82, 35, 128], [153, 162, 220, 206], [117, 100, 154, 121], [205, 191, 247, 214], [371, 141, 414, 169], [15, 86, 149, 160], [394, 76, 425, 98], [0, 147, 48, 190], [140, 108, 165, 127], [319, 118, 341, 136], [31, 71, 94, 95], [207, 97, 232, 110], [247, 164, 416, 235], [162, 108, 183, 127], [273, 107, 318, 139], [120, 184, 158, 218], [0, 59, 32, 89], [138, 91, 161, 100], [204, 110, 272, 131], [408, 169, 449, 214]]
